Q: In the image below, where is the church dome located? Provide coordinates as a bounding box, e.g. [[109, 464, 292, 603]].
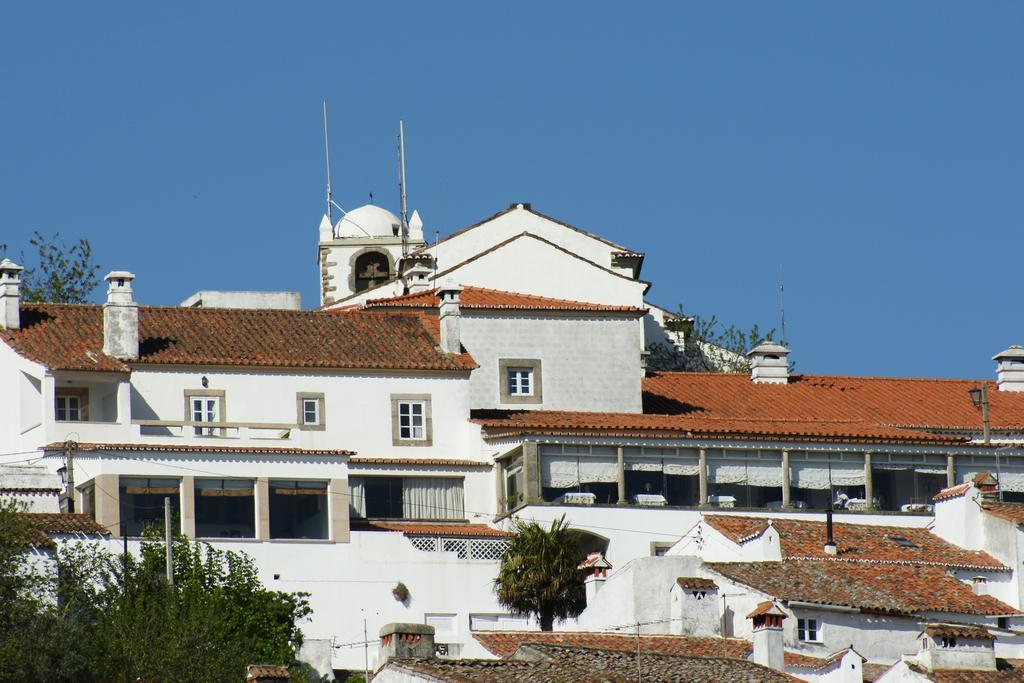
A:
[[335, 204, 402, 239]]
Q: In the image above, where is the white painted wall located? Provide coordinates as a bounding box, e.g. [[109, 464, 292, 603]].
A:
[[461, 314, 643, 413], [179, 291, 301, 310]]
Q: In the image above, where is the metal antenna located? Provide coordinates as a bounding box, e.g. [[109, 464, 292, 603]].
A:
[[398, 120, 410, 256], [322, 101, 334, 225], [779, 265, 787, 347]]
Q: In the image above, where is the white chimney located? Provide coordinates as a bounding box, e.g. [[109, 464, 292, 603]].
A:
[[0, 258, 24, 331], [993, 346, 1024, 392], [747, 342, 791, 384], [102, 271, 138, 360], [438, 279, 462, 355], [971, 576, 988, 596], [747, 600, 786, 671], [578, 551, 612, 606]]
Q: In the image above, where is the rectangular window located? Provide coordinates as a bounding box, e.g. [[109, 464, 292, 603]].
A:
[[296, 392, 325, 430], [504, 457, 524, 512], [399, 401, 425, 440], [498, 359, 542, 404], [194, 479, 255, 538], [269, 480, 329, 539], [391, 394, 432, 446], [55, 388, 89, 421], [80, 484, 96, 521], [797, 618, 820, 642], [187, 394, 223, 436], [350, 476, 465, 520], [507, 368, 532, 396], [119, 477, 180, 537]]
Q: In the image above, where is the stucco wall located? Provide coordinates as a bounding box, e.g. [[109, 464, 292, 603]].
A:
[[461, 314, 643, 413]]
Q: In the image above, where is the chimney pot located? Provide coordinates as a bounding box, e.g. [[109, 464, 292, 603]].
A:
[[747, 601, 786, 671], [438, 279, 462, 355], [103, 271, 139, 360], [0, 258, 24, 331], [747, 342, 791, 384], [824, 508, 837, 555], [378, 623, 435, 669], [993, 346, 1024, 392], [971, 576, 988, 596]]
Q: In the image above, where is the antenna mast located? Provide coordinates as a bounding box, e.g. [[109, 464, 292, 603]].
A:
[[323, 100, 334, 225], [397, 120, 410, 256], [779, 265, 787, 347]]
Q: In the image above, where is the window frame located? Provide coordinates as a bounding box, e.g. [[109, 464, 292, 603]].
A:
[[268, 479, 330, 540], [193, 478, 256, 539], [296, 392, 326, 431], [55, 387, 89, 422], [498, 358, 542, 405], [184, 389, 226, 437], [797, 617, 822, 643], [391, 394, 433, 446]]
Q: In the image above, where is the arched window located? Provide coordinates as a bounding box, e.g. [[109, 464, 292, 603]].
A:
[[354, 251, 391, 292]]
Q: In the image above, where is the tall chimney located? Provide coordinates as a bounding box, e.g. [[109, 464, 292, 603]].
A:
[[993, 346, 1024, 392], [0, 259, 24, 331], [824, 508, 837, 555], [438, 279, 462, 355], [747, 342, 791, 384], [747, 600, 786, 671], [378, 623, 435, 668], [102, 271, 138, 360]]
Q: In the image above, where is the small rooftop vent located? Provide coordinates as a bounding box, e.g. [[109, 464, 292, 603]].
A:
[[993, 345, 1024, 392], [747, 342, 791, 384]]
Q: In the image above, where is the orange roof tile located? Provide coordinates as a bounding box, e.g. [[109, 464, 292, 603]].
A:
[[676, 577, 717, 589], [40, 442, 354, 456], [709, 561, 1019, 617], [15, 513, 108, 547], [472, 409, 965, 445], [349, 457, 492, 468], [2, 304, 475, 373], [923, 624, 994, 640], [983, 502, 1024, 525], [351, 521, 510, 537], [471, 631, 751, 659], [934, 482, 973, 501], [364, 286, 647, 315], [643, 372, 1024, 433], [703, 515, 1004, 571]]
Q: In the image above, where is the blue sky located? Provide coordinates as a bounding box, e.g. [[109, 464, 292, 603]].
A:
[[1, 3, 1021, 379]]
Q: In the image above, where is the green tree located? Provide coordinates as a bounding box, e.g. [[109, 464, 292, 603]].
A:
[[646, 308, 778, 373], [19, 231, 102, 303], [493, 516, 586, 631], [0, 503, 313, 682]]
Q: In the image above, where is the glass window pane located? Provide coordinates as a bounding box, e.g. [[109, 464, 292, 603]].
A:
[[269, 480, 329, 539], [194, 479, 255, 538], [119, 477, 180, 537]]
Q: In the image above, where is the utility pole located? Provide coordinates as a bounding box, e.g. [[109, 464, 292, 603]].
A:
[[164, 497, 174, 585], [635, 621, 642, 683], [63, 439, 76, 513], [363, 612, 370, 682]]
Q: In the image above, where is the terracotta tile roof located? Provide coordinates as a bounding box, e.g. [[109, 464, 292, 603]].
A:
[[16, 513, 108, 547], [348, 457, 492, 468], [862, 662, 891, 682], [471, 409, 963, 445], [934, 482, 973, 501], [473, 630, 829, 671], [2, 303, 475, 372], [350, 521, 510, 537], [364, 286, 647, 315], [40, 442, 354, 456], [906, 659, 1024, 681], [748, 600, 785, 618], [245, 664, 289, 681], [708, 560, 1020, 617], [394, 643, 798, 682], [676, 577, 717, 589], [924, 624, 994, 640], [703, 515, 1005, 571], [982, 502, 1024, 525], [472, 630, 751, 659], [643, 371, 1024, 433]]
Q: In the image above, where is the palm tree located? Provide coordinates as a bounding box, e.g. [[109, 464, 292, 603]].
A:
[[493, 515, 587, 631]]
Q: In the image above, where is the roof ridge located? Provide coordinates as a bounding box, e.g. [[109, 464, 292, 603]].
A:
[[648, 370, 993, 385]]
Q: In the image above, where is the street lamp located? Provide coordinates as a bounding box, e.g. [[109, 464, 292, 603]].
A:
[[968, 384, 991, 446]]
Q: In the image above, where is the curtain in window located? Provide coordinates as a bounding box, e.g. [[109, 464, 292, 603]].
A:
[[707, 453, 784, 485], [402, 477, 464, 519], [579, 456, 619, 483], [349, 477, 366, 518], [624, 456, 663, 472], [541, 455, 579, 488], [791, 458, 866, 489], [873, 463, 948, 475]]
